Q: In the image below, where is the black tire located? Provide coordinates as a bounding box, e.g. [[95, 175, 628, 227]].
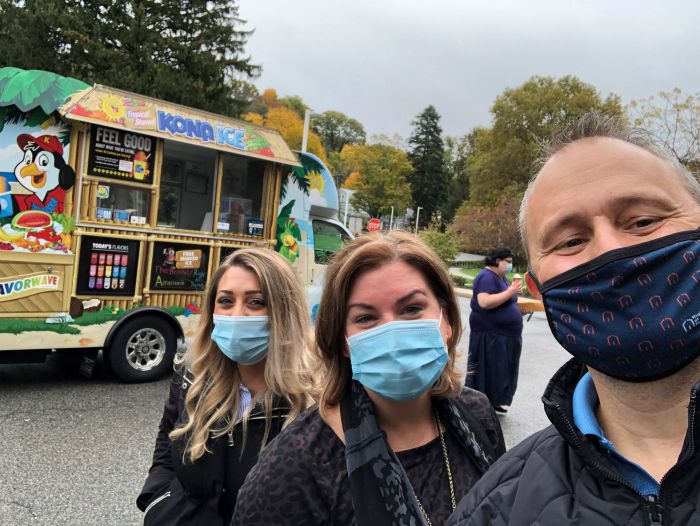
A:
[[106, 315, 177, 383]]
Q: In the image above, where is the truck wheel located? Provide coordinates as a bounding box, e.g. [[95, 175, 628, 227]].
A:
[[106, 316, 177, 383]]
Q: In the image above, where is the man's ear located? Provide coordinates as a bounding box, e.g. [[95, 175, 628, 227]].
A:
[[525, 272, 541, 300]]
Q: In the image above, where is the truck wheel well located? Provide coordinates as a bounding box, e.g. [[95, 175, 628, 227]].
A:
[[104, 307, 184, 350]]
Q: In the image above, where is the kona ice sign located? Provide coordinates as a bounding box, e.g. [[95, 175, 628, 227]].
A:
[[157, 111, 246, 150]]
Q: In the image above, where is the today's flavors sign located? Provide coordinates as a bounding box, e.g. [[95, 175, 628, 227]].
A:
[[75, 236, 140, 296]]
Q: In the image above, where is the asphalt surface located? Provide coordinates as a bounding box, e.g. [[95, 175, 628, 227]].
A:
[[0, 298, 570, 526]]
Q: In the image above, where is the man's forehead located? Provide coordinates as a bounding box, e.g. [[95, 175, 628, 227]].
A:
[[536, 137, 666, 185], [524, 137, 679, 230]]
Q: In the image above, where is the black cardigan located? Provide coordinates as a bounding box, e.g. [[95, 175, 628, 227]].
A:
[[137, 369, 289, 526]]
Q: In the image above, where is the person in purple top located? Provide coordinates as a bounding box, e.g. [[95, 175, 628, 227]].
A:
[[466, 247, 524, 413]]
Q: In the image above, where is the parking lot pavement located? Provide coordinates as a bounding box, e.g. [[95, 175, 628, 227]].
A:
[[0, 356, 169, 526], [456, 298, 570, 449]]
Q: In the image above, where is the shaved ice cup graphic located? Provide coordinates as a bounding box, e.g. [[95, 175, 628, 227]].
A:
[[132, 151, 149, 181]]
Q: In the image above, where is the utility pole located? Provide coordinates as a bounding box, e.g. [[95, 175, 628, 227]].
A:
[[301, 109, 310, 152], [415, 206, 422, 233], [389, 206, 394, 231]]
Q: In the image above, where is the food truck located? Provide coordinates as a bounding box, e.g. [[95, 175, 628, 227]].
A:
[[0, 67, 352, 382]]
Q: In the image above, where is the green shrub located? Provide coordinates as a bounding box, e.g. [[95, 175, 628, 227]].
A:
[[419, 231, 458, 266], [451, 274, 470, 288]]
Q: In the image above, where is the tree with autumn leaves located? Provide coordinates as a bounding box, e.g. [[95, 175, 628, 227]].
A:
[[243, 89, 328, 162], [242, 90, 368, 176], [448, 76, 624, 263], [341, 144, 413, 219], [464, 75, 623, 207], [628, 88, 700, 175]]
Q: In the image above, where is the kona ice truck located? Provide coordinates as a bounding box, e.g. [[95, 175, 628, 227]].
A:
[[0, 67, 351, 382]]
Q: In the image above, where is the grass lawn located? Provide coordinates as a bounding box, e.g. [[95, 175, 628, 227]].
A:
[[460, 267, 525, 282]]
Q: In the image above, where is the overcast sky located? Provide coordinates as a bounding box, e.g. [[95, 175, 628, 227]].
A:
[[238, 1, 700, 139]]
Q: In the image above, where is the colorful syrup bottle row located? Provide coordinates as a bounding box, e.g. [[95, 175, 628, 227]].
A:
[[88, 252, 129, 290]]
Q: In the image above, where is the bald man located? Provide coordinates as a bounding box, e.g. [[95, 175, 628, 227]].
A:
[[448, 112, 700, 525]]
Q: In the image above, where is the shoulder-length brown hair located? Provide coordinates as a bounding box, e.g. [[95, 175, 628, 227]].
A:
[[315, 231, 463, 411], [171, 247, 315, 462]]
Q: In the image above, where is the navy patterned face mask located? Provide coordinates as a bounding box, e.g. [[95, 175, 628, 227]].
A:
[[534, 228, 700, 382]]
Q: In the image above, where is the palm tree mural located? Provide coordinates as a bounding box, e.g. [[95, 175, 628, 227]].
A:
[[275, 154, 326, 263], [0, 67, 89, 137], [279, 162, 311, 202]]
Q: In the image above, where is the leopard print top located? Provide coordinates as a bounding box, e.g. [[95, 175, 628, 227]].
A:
[[232, 389, 504, 526]]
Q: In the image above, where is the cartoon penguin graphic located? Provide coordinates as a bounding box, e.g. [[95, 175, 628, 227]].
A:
[[12, 134, 75, 214]]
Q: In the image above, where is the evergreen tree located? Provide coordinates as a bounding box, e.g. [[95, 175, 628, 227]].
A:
[[408, 105, 448, 227], [442, 132, 473, 222], [0, 0, 260, 117]]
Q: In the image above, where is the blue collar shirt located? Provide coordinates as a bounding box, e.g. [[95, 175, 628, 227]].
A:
[[572, 372, 660, 496], [236, 384, 252, 422]]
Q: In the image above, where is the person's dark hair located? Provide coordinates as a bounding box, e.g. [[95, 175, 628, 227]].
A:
[[484, 247, 513, 267]]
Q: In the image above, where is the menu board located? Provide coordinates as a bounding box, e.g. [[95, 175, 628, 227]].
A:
[[87, 125, 154, 184], [150, 241, 209, 291], [76, 236, 140, 296]]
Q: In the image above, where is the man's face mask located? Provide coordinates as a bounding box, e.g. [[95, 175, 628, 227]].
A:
[[532, 228, 700, 382]]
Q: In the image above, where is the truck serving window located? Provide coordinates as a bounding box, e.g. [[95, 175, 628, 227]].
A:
[[157, 141, 217, 231], [95, 184, 149, 223], [312, 220, 350, 264], [217, 155, 266, 235]]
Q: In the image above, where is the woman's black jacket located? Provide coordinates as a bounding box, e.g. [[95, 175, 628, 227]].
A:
[[447, 358, 700, 525], [136, 369, 289, 526]]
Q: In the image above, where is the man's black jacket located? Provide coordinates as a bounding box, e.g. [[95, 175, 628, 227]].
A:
[[136, 369, 288, 526], [447, 358, 699, 525]]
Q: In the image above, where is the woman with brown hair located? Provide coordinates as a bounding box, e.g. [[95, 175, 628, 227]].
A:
[[137, 247, 314, 526], [233, 232, 505, 526]]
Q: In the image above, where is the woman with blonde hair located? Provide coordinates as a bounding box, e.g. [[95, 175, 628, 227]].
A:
[[137, 247, 314, 526], [233, 232, 505, 526]]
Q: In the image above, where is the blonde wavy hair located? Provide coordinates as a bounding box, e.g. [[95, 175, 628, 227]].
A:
[[170, 247, 315, 462], [315, 231, 464, 413]]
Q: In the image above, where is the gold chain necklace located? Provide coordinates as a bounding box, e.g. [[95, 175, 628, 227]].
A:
[[414, 410, 456, 526]]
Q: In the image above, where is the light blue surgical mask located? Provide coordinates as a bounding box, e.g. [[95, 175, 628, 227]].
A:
[[212, 315, 270, 365], [346, 315, 448, 401], [504, 262, 513, 273]]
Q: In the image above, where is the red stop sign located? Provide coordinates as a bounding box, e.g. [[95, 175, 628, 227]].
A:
[[367, 218, 382, 232]]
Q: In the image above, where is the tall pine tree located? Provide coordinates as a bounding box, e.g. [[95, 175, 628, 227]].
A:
[[408, 105, 449, 227], [0, 0, 260, 117]]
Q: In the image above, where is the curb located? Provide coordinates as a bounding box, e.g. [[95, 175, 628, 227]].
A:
[[454, 287, 473, 298]]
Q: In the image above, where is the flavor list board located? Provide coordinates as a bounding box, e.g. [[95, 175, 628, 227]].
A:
[[76, 236, 140, 296]]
